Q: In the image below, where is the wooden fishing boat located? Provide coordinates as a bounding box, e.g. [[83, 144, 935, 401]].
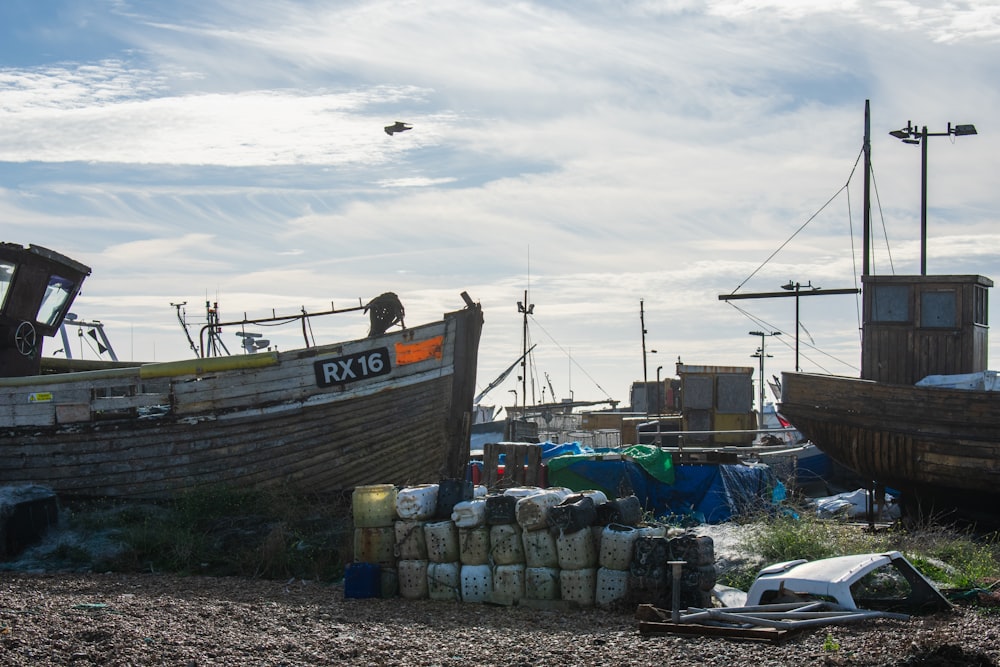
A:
[[779, 367, 1000, 510], [0, 242, 483, 499], [777, 104, 999, 517]]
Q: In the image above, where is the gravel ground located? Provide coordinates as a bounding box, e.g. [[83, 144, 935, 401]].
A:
[[1, 572, 998, 666]]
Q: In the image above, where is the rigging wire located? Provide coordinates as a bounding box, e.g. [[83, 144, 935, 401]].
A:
[[724, 145, 885, 373], [527, 314, 615, 401], [727, 301, 860, 374], [845, 163, 864, 350], [526, 323, 538, 405], [729, 147, 863, 295], [869, 165, 896, 275]]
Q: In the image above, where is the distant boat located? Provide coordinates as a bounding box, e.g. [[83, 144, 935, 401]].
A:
[[0, 242, 483, 499], [777, 104, 999, 519]]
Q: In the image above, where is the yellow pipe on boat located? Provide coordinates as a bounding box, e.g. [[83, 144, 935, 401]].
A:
[[139, 352, 279, 379]]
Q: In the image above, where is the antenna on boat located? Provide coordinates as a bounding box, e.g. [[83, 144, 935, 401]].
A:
[[236, 331, 270, 353], [204, 301, 231, 357], [172, 301, 200, 356]]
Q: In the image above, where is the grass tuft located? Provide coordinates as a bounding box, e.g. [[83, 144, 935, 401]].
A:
[[60, 486, 354, 581], [718, 509, 1000, 596]]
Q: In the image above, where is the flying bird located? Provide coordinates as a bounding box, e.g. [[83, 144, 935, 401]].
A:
[[384, 121, 412, 136]]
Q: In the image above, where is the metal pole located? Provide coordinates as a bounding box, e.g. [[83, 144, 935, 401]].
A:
[[668, 560, 685, 623], [757, 342, 765, 428], [920, 125, 928, 275], [750, 330, 778, 429], [890, 119, 975, 276], [656, 366, 663, 415], [640, 299, 648, 384], [794, 284, 800, 372], [863, 99, 871, 276], [656, 365, 663, 446], [521, 290, 529, 413]]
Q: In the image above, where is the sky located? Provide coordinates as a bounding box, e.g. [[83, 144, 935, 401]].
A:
[[3, 0, 1000, 412]]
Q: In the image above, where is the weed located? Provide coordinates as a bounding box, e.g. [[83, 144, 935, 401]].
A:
[[717, 566, 757, 592], [741, 511, 883, 563], [734, 511, 1000, 594], [62, 486, 352, 581]]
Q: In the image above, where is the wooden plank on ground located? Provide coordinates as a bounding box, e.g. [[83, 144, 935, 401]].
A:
[[637, 621, 797, 643]]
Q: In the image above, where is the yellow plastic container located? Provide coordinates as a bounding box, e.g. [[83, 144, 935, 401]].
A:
[[353, 484, 398, 528], [354, 526, 395, 564]]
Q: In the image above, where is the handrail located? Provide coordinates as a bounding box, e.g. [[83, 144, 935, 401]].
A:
[[198, 302, 366, 358]]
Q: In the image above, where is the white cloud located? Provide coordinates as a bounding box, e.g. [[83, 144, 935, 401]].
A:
[[2, 0, 999, 402]]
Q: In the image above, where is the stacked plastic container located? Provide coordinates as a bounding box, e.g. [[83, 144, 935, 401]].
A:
[[347, 484, 399, 598], [350, 480, 714, 610], [668, 532, 717, 609], [550, 494, 599, 607], [596, 524, 639, 608], [393, 484, 436, 599]]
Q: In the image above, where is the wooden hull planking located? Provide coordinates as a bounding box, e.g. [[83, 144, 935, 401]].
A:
[[779, 372, 1000, 499], [0, 303, 483, 499]]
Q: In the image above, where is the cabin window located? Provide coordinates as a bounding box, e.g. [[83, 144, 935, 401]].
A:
[[36, 274, 75, 326], [716, 374, 752, 414], [871, 285, 910, 322], [920, 290, 957, 328], [0, 261, 14, 312], [974, 285, 989, 326]]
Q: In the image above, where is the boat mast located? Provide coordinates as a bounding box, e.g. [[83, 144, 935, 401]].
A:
[[516, 291, 534, 413], [863, 99, 871, 277]]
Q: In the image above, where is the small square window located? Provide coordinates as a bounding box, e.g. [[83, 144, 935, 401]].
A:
[[872, 285, 910, 322], [920, 291, 956, 328]]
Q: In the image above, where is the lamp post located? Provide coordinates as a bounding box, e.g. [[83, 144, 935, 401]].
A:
[[889, 120, 977, 275], [640, 300, 659, 415], [749, 330, 781, 429], [780, 281, 817, 371], [655, 364, 663, 414]]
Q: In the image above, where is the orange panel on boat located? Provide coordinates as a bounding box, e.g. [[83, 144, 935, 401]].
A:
[[395, 336, 444, 364]]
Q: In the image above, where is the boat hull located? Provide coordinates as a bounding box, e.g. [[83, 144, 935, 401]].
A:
[[779, 371, 1000, 508], [0, 303, 483, 499]]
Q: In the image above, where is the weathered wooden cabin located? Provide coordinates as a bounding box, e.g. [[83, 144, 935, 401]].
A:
[[862, 274, 991, 383]]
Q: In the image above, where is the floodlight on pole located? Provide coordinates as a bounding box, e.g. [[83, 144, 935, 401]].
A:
[[889, 119, 978, 275], [780, 281, 817, 372]]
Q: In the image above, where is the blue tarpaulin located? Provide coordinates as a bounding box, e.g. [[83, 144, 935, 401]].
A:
[[544, 445, 776, 524]]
